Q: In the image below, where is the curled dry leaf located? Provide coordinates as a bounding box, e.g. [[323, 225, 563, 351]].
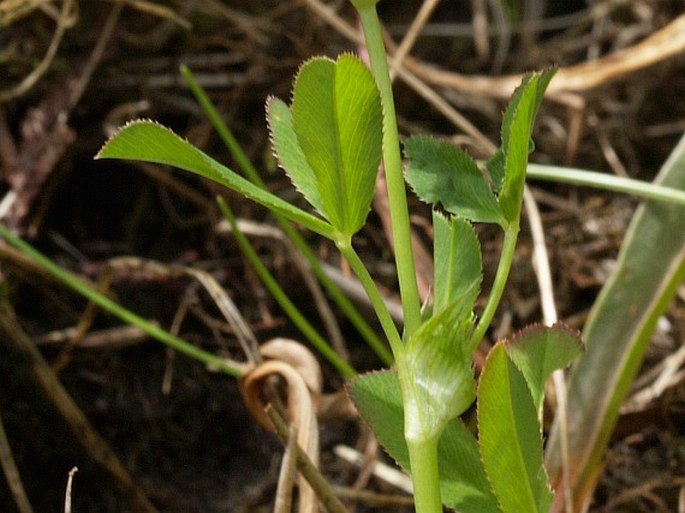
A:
[[260, 338, 323, 405], [240, 338, 322, 513]]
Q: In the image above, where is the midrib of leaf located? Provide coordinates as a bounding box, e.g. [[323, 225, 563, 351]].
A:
[[330, 78, 349, 235], [479, 345, 546, 513], [504, 358, 539, 511]]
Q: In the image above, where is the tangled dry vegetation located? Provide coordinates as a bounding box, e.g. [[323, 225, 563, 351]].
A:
[[1, 1, 684, 512]]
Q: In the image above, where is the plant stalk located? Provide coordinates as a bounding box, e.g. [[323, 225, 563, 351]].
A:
[[355, 5, 422, 339], [469, 226, 519, 352], [337, 240, 403, 357], [405, 434, 442, 513]]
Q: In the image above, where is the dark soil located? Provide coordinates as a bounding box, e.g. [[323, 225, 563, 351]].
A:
[[1, 1, 684, 512]]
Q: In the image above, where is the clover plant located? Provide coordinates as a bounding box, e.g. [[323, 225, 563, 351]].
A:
[[95, 2, 585, 511]]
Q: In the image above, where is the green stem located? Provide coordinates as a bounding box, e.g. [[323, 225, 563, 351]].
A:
[[218, 198, 357, 378], [527, 163, 685, 206], [355, 5, 422, 338], [182, 65, 392, 365], [468, 226, 519, 352], [336, 240, 403, 358], [0, 222, 243, 378], [405, 434, 442, 513]]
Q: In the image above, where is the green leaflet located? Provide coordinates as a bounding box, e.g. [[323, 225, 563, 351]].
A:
[[267, 97, 325, 215], [497, 69, 556, 224], [478, 324, 581, 513], [432, 211, 482, 315], [268, 54, 383, 239], [404, 136, 505, 225], [96, 120, 335, 239], [504, 323, 583, 420], [478, 343, 553, 513]]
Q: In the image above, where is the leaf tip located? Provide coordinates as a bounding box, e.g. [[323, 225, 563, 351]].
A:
[[506, 322, 585, 353], [95, 118, 173, 160]]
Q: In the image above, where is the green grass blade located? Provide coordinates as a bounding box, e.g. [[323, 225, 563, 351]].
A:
[[545, 132, 685, 509], [0, 222, 243, 378], [527, 163, 685, 206], [96, 120, 335, 239], [179, 65, 258, 183]]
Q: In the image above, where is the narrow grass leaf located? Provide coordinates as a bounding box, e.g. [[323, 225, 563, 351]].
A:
[[545, 132, 685, 509], [478, 343, 553, 513], [348, 370, 500, 513], [404, 136, 505, 225], [432, 211, 482, 314], [96, 120, 334, 238], [504, 323, 584, 420], [291, 54, 382, 237]]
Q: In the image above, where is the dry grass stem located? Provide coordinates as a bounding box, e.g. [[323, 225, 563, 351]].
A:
[[34, 323, 154, 349], [274, 424, 298, 513], [389, 0, 441, 81], [523, 187, 573, 513], [63, 467, 77, 513], [622, 342, 685, 414], [405, 14, 685, 98], [107, 256, 262, 366]]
